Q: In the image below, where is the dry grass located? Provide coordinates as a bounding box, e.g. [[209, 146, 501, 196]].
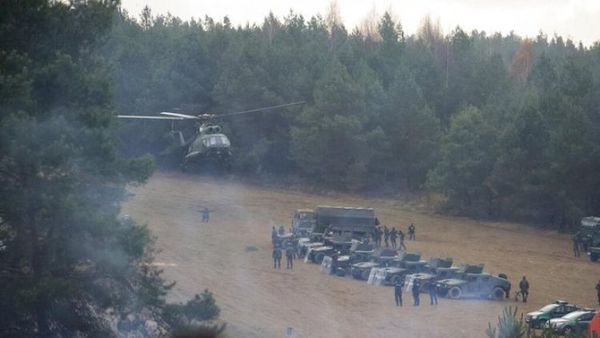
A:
[[123, 171, 598, 338]]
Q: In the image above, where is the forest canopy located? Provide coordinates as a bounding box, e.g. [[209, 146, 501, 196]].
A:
[[108, 7, 600, 229]]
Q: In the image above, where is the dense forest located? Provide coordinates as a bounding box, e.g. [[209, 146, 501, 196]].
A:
[[0, 1, 219, 336], [108, 7, 600, 230]]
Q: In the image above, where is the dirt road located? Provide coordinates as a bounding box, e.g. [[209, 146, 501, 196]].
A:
[[123, 172, 598, 338]]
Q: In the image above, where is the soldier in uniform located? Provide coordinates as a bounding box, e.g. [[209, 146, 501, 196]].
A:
[[408, 223, 416, 240], [377, 227, 383, 247], [573, 234, 581, 257], [271, 226, 278, 246], [398, 229, 407, 250], [390, 228, 398, 249], [412, 279, 420, 306], [273, 246, 282, 269], [519, 276, 529, 303], [285, 243, 294, 270], [384, 226, 390, 248], [201, 207, 210, 222], [596, 280, 600, 306], [428, 281, 438, 305], [394, 279, 403, 306]]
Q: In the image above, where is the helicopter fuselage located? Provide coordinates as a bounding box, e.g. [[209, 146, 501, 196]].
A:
[[183, 124, 232, 168]]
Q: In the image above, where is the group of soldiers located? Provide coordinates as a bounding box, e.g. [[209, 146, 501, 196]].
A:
[[271, 226, 296, 270], [393, 277, 438, 307], [372, 223, 416, 249]]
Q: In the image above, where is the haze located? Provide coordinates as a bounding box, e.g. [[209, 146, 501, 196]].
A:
[[121, 0, 600, 45]]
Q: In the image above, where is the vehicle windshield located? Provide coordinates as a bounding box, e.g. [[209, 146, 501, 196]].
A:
[[205, 135, 230, 147], [562, 311, 586, 319], [539, 304, 559, 312]]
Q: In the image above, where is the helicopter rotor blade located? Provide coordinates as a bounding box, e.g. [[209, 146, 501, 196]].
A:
[[118, 115, 184, 120], [216, 101, 305, 118], [160, 112, 201, 119]]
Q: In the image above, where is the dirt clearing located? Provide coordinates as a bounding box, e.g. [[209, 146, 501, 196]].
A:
[[123, 172, 598, 338]]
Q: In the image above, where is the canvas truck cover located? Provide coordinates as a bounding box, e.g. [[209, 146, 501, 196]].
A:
[[315, 206, 375, 228]]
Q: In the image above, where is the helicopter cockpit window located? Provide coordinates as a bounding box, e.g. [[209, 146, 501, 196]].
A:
[[205, 135, 230, 147]]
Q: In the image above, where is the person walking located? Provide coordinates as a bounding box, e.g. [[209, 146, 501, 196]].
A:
[[596, 280, 600, 306], [398, 229, 407, 250], [394, 279, 403, 307], [285, 244, 294, 270], [408, 223, 416, 241], [272, 246, 282, 269], [412, 279, 420, 306], [390, 228, 398, 249], [519, 276, 529, 303], [428, 281, 438, 305]]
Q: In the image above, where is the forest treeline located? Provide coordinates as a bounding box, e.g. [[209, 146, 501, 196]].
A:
[[0, 1, 220, 336], [108, 7, 600, 229]]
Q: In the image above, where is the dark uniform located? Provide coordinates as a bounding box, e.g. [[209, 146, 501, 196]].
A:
[[519, 276, 529, 303], [286, 245, 294, 270], [271, 227, 278, 246], [390, 228, 398, 249], [573, 234, 581, 257], [428, 281, 438, 305], [384, 226, 390, 248], [273, 247, 282, 269], [596, 280, 600, 306], [201, 207, 210, 222], [398, 229, 407, 250], [408, 223, 415, 240], [394, 280, 403, 306], [412, 279, 420, 306], [377, 227, 383, 247]]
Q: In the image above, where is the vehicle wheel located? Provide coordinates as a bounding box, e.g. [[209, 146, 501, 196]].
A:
[[448, 286, 462, 299], [314, 253, 325, 264], [336, 267, 346, 277], [361, 269, 371, 280], [591, 252, 599, 262], [491, 287, 505, 300], [563, 326, 573, 335]]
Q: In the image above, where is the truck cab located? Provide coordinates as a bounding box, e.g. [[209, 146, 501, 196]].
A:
[[292, 209, 316, 236]]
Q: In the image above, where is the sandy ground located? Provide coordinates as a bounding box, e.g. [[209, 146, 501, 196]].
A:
[[123, 172, 599, 338]]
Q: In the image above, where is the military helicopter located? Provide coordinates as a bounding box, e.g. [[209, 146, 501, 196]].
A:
[[118, 102, 304, 171]]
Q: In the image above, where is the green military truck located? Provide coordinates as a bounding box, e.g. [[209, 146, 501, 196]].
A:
[[292, 206, 377, 240]]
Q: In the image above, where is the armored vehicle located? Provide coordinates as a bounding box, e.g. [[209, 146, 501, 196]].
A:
[[546, 309, 597, 335], [351, 262, 380, 280], [526, 300, 580, 329], [390, 252, 428, 273], [306, 245, 335, 264], [436, 272, 511, 300], [578, 217, 600, 261]]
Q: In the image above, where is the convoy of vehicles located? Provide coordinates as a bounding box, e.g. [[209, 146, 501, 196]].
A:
[[526, 301, 581, 329]]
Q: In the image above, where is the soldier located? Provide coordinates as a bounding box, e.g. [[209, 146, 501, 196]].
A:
[[596, 280, 600, 306], [394, 279, 403, 307], [272, 246, 282, 269], [285, 244, 294, 270], [201, 207, 210, 222], [519, 276, 529, 303], [390, 228, 398, 249], [271, 226, 278, 246], [384, 226, 390, 248], [573, 234, 581, 257], [408, 223, 416, 241], [428, 281, 438, 305], [412, 279, 420, 306], [398, 229, 407, 250], [377, 227, 383, 247]]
